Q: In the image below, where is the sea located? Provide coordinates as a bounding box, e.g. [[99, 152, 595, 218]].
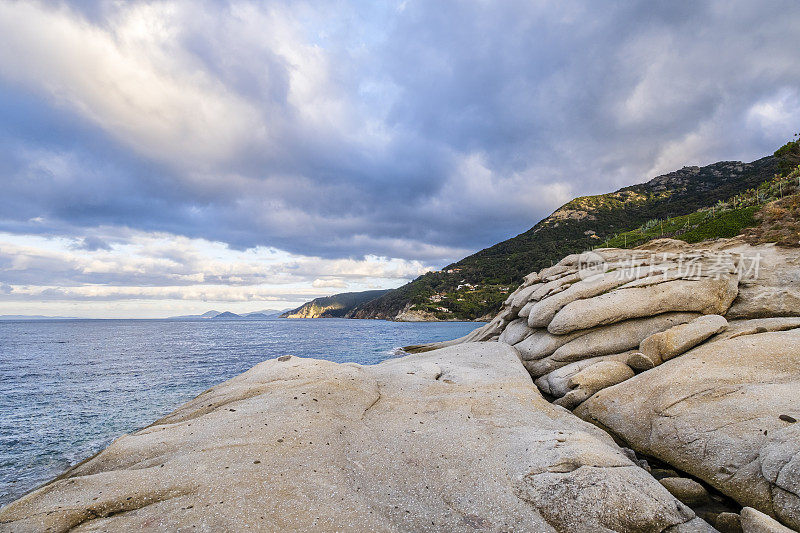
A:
[[0, 318, 480, 506]]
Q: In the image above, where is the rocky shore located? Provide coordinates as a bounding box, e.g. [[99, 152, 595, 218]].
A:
[[2, 237, 799, 532], [413, 237, 800, 532]]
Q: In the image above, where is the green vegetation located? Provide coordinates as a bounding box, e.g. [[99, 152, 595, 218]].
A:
[[350, 139, 800, 321], [604, 206, 760, 248], [280, 289, 390, 318], [605, 153, 800, 249], [408, 284, 510, 320], [775, 133, 800, 175], [681, 207, 759, 243]]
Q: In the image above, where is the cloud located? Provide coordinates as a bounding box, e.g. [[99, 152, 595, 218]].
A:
[[4, 284, 321, 303], [312, 278, 348, 289], [0, 1, 260, 166], [0, 230, 433, 315], [73, 236, 112, 251], [746, 88, 800, 140], [1, 0, 800, 316]]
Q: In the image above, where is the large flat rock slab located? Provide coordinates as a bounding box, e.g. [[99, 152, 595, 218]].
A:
[[1, 343, 706, 532], [576, 330, 800, 530], [726, 244, 800, 320]]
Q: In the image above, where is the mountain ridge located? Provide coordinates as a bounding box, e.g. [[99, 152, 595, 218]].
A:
[[280, 289, 391, 318], [350, 148, 794, 321]]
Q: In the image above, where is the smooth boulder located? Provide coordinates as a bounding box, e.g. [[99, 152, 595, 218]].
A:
[[535, 353, 631, 398], [659, 478, 711, 507], [526, 269, 645, 328], [740, 507, 795, 533], [517, 313, 698, 376], [553, 361, 634, 410], [630, 314, 728, 370], [548, 276, 739, 335], [513, 328, 584, 362], [498, 317, 533, 346], [550, 313, 700, 366], [577, 330, 800, 530], [726, 245, 800, 320]]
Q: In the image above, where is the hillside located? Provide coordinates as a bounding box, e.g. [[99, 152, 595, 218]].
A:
[[605, 160, 800, 250], [280, 289, 391, 318], [351, 141, 800, 321]]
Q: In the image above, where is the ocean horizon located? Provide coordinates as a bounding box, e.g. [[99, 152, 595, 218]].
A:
[[0, 318, 479, 506]]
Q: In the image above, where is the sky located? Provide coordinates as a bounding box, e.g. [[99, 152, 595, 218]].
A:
[[1, 0, 799, 318]]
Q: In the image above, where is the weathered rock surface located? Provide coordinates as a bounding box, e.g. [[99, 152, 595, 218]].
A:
[[726, 245, 800, 320], [534, 353, 632, 398], [498, 317, 532, 345], [709, 317, 800, 343], [714, 512, 743, 533], [514, 313, 698, 373], [529, 273, 581, 302], [576, 330, 800, 530], [526, 270, 644, 328], [548, 275, 739, 335], [553, 361, 634, 410], [659, 478, 711, 507], [740, 507, 796, 533], [630, 314, 728, 370], [547, 313, 699, 367], [416, 239, 799, 355], [406, 238, 800, 532], [568, 361, 635, 393], [513, 328, 583, 362], [509, 283, 542, 311], [0, 343, 708, 532]]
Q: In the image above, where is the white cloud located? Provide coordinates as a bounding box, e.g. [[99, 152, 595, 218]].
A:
[[746, 88, 800, 139], [0, 230, 431, 317], [2, 0, 800, 318], [311, 278, 348, 288], [0, 1, 260, 166]]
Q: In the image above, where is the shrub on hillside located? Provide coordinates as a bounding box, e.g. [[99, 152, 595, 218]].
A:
[[743, 193, 800, 247]]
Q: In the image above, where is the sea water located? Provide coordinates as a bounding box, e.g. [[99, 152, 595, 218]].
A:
[[0, 318, 479, 506]]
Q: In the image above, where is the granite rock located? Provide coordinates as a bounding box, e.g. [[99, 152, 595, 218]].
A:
[[577, 330, 800, 530], [0, 343, 707, 533]]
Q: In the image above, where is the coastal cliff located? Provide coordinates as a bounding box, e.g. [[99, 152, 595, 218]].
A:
[[280, 290, 390, 319]]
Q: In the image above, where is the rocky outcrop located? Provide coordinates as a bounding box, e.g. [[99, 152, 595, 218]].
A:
[[576, 330, 800, 530], [435, 239, 799, 406], [726, 245, 800, 320], [552, 360, 634, 410], [0, 343, 709, 532], [418, 237, 800, 530], [547, 275, 738, 335]]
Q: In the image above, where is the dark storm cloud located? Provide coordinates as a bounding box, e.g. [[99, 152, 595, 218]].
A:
[[0, 0, 799, 266]]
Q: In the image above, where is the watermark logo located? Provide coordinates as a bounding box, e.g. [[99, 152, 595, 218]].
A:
[[577, 251, 608, 280], [576, 251, 762, 281]]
